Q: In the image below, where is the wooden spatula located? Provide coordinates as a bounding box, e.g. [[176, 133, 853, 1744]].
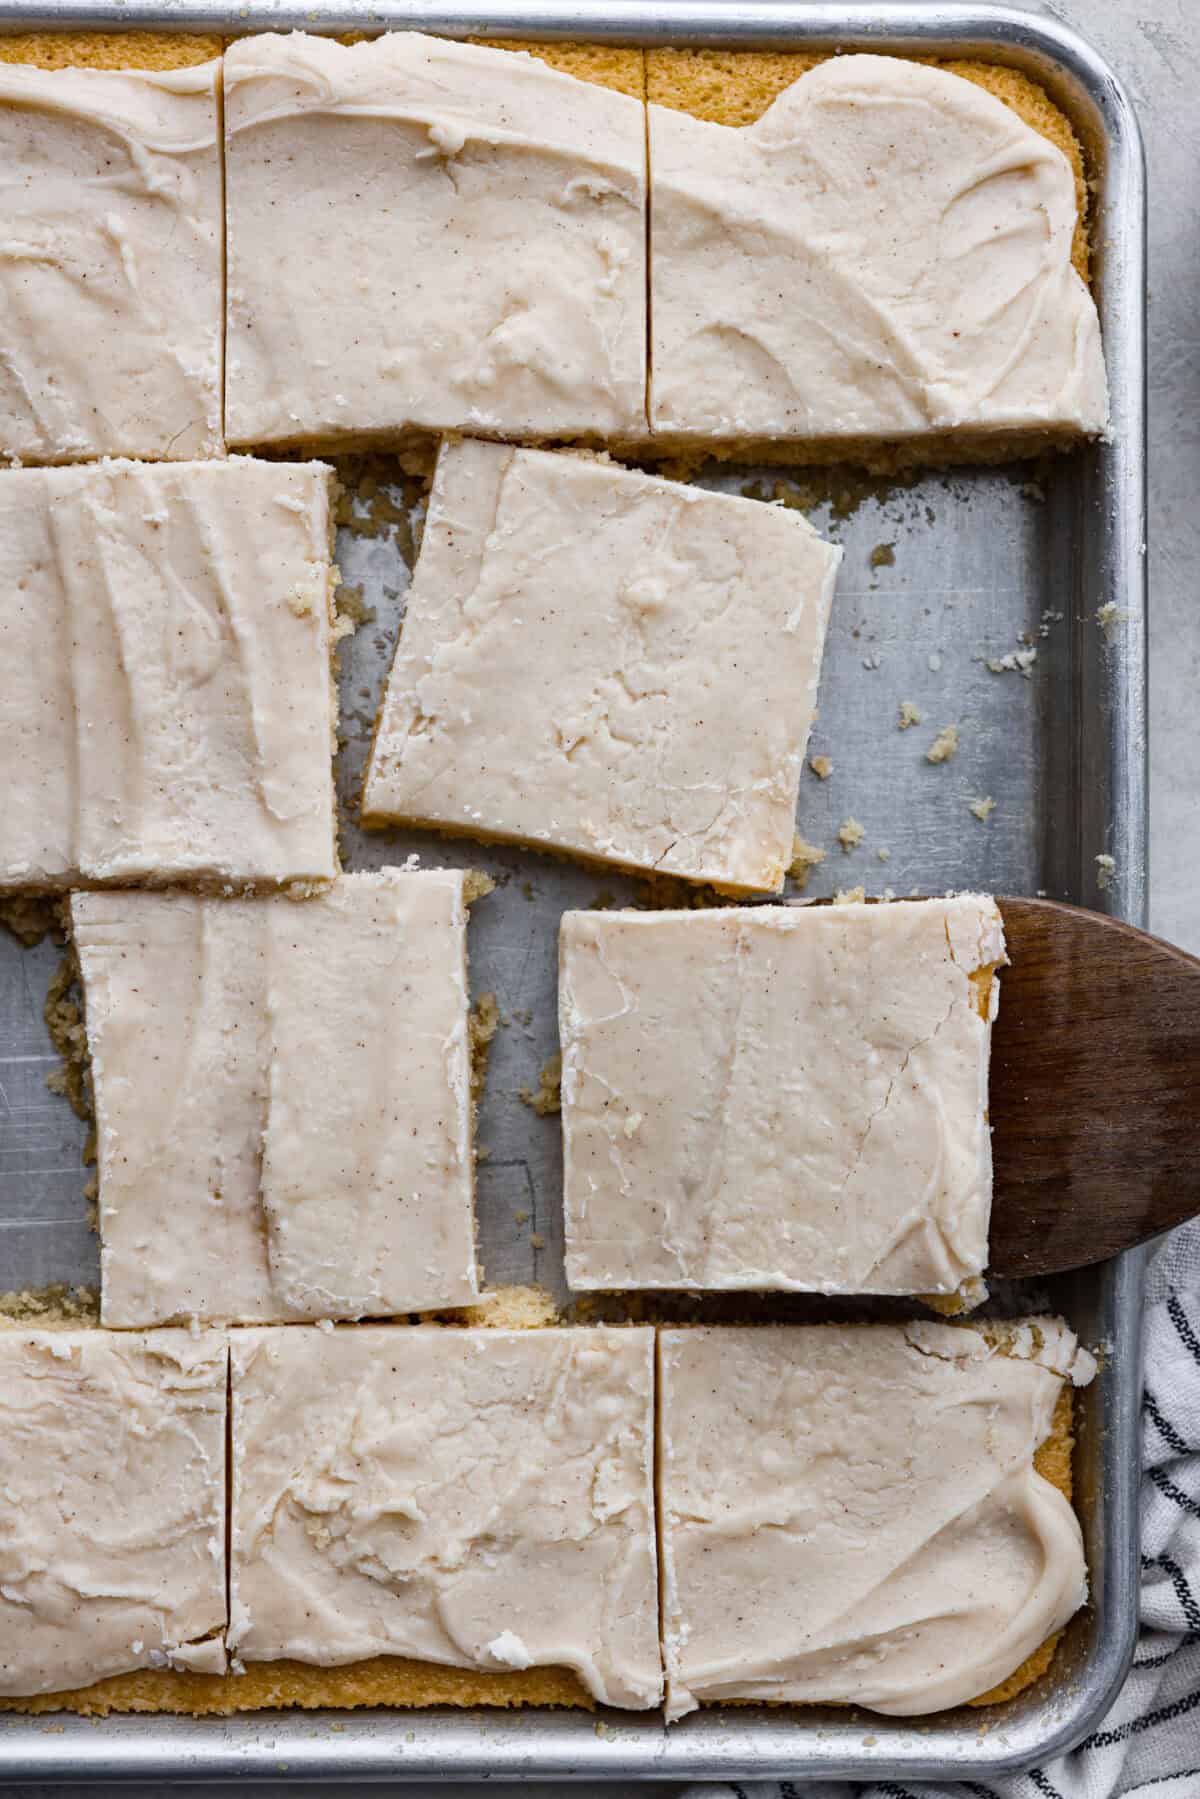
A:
[[989, 896, 1200, 1277]]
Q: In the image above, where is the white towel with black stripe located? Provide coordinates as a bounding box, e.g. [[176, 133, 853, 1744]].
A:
[[680, 1224, 1200, 1799]]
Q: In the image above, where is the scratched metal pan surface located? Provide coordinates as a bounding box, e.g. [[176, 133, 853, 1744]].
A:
[[0, 0, 1147, 1783]]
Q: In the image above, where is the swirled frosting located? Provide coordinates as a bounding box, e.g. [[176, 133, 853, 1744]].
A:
[[649, 54, 1108, 443], [659, 1319, 1094, 1718]]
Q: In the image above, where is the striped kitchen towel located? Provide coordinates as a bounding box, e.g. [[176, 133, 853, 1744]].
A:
[[683, 1223, 1200, 1799]]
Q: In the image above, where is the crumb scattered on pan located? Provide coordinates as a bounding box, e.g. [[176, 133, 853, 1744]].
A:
[[0, 1283, 100, 1328], [925, 724, 959, 765], [861, 650, 882, 671], [738, 468, 916, 524], [454, 1285, 560, 1330], [869, 542, 895, 569], [808, 755, 833, 780], [786, 834, 826, 891], [834, 886, 867, 905], [468, 993, 501, 1103], [1097, 602, 1128, 640], [837, 817, 865, 852], [876, 847, 891, 862], [969, 796, 997, 822], [920, 1275, 989, 1316], [928, 651, 943, 672], [986, 642, 1038, 676], [462, 869, 496, 907], [333, 581, 375, 627], [898, 701, 922, 731], [331, 455, 430, 566], [1096, 853, 1116, 890], [0, 895, 60, 947], [519, 1054, 562, 1116], [44, 948, 93, 1153]]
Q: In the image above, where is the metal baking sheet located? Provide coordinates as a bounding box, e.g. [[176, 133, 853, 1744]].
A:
[[0, 0, 1147, 1782]]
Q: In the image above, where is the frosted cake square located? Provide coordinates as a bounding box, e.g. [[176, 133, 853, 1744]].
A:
[[71, 870, 478, 1325], [362, 438, 840, 892], [560, 896, 1005, 1292], [229, 1324, 662, 1709], [647, 54, 1107, 454], [223, 32, 647, 448], [0, 1330, 227, 1701], [0, 458, 337, 891], [657, 1320, 1092, 1717], [0, 60, 223, 463]]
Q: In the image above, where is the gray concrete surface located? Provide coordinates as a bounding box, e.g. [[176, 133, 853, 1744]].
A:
[[1062, 0, 1200, 956], [2, 3, 1191, 1795]]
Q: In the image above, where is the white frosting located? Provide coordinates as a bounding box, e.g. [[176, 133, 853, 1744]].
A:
[[224, 33, 647, 447], [659, 1321, 1091, 1719], [649, 54, 1108, 442], [363, 438, 840, 891], [228, 1326, 663, 1710], [560, 895, 1005, 1293], [71, 871, 479, 1326], [0, 1330, 227, 1698], [0, 457, 337, 890], [0, 60, 223, 463]]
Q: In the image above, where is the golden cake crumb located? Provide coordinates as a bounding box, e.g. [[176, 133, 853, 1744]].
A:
[[808, 755, 833, 780], [0, 895, 59, 947], [43, 947, 91, 1136], [786, 834, 826, 891], [461, 869, 496, 907], [1096, 853, 1117, 890], [0, 1284, 100, 1329], [520, 1054, 563, 1116], [898, 700, 923, 731], [468, 993, 501, 1103], [969, 796, 997, 822], [926, 724, 960, 765], [920, 1275, 990, 1317], [837, 817, 865, 852], [454, 1284, 561, 1330]]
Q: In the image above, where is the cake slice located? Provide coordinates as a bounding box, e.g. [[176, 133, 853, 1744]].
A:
[[560, 895, 1005, 1293], [228, 1324, 662, 1710], [71, 870, 479, 1326], [0, 58, 223, 463], [646, 53, 1108, 461], [658, 1319, 1095, 1718], [362, 438, 840, 892], [0, 457, 338, 891], [223, 31, 647, 449], [0, 1329, 227, 1701]]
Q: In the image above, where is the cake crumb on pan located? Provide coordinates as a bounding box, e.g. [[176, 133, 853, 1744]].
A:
[[926, 723, 960, 764]]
